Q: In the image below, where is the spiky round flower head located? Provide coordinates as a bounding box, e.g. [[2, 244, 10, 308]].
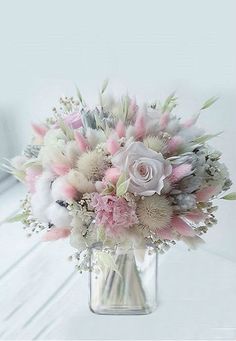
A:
[[136, 194, 173, 231], [143, 136, 166, 153], [77, 150, 108, 181]]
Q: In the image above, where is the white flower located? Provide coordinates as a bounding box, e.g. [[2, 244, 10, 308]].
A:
[[112, 141, 172, 196]]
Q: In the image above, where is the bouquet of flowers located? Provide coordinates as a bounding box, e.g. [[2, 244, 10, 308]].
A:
[[2, 84, 235, 274]]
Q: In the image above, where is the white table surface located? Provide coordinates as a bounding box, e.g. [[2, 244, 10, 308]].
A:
[[0, 182, 236, 340]]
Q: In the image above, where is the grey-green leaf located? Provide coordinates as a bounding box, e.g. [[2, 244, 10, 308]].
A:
[[193, 131, 223, 144], [101, 79, 109, 94], [200, 96, 219, 110], [220, 192, 236, 200]]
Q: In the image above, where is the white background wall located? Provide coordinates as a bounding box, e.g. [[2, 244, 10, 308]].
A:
[[0, 1, 235, 247]]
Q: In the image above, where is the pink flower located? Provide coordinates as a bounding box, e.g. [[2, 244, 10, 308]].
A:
[[64, 111, 83, 129], [54, 111, 83, 129], [91, 193, 138, 234], [42, 227, 71, 241]]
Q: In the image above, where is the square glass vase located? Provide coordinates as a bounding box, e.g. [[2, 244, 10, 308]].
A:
[[89, 245, 158, 315]]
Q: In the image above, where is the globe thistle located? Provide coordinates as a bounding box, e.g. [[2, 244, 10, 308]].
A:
[[136, 194, 173, 231], [77, 150, 108, 181], [143, 136, 166, 153]]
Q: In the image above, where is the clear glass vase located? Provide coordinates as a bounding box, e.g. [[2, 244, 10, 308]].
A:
[[89, 245, 158, 315]]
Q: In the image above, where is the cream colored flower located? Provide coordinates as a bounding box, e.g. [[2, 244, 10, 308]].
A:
[[67, 170, 95, 193], [77, 150, 107, 181], [136, 194, 173, 231]]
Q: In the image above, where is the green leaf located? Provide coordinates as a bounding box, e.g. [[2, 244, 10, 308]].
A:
[[75, 85, 86, 106], [220, 192, 236, 200], [200, 96, 219, 110], [193, 131, 223, 144], [116, 173, 130, 196], [97, 226, 106, 243], [162, 92, 177, 113], [100, 79, 109, 94], [116, 179, 130, 196], [7, 212, 27, 223]]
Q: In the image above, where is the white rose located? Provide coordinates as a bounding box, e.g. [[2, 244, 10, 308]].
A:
[[112, 141, 172, 196]]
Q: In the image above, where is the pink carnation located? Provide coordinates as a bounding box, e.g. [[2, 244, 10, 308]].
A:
[[91, 193, 138, 234]]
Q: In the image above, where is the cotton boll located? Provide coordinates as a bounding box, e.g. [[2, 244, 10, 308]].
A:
[[31, 172, 54, 222], [31, 194, 51, 223], [46, 202, 72, 228], [51, 176, 78, 201]]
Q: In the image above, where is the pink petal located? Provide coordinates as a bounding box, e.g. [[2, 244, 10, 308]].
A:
[[52, 163, 71, 176], [171, 216, 196, 237], [31, 123, 48, 137], [196, 186, 219, 202], [184, 210, 206, 223], [74, 131, 89, 152], [105, 168, 121, 184], [134, 113, 146, 139], [169, 164, 192, 183], [107, 137, 120, 155], [182, 113, 200, 128], [42, 228, 71, 241], [167, 136, 183, 154], [62, 183, 78, 200], [156, 227, 175, 240], [115, 120, 126, 138], [159, 112, 169, 130], [129, 98, 138, 113]]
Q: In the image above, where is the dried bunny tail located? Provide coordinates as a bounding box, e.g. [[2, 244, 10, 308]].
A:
[[136, 194, 173, 232], [76, 150, 108, 182], [67, 170, 95, 193], [86, 128, 106, 149]]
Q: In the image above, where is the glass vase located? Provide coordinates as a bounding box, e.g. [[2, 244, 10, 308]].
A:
[[89, 245, 158, 315]]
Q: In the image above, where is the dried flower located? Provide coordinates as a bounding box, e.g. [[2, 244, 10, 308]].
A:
[[136, 194, 173, 231]]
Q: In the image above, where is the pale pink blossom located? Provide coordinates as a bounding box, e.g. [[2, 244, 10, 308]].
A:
[[167, 136, 183, 154], [134, 113, 146, 139], [168, 164, 192, 183], [62, 111, 83, 129], [105, 167, 121, 184], [42, 227, 71, 241], [91, 193, 138, 234], [74, 131, 89, 152], [171, 216, 196, 237], [52, 163, 71, 176], [196, 185, 220, 202], [115, 120, 126, 138], [31, 123, 48, 137], [106, 137, 120, 155]]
